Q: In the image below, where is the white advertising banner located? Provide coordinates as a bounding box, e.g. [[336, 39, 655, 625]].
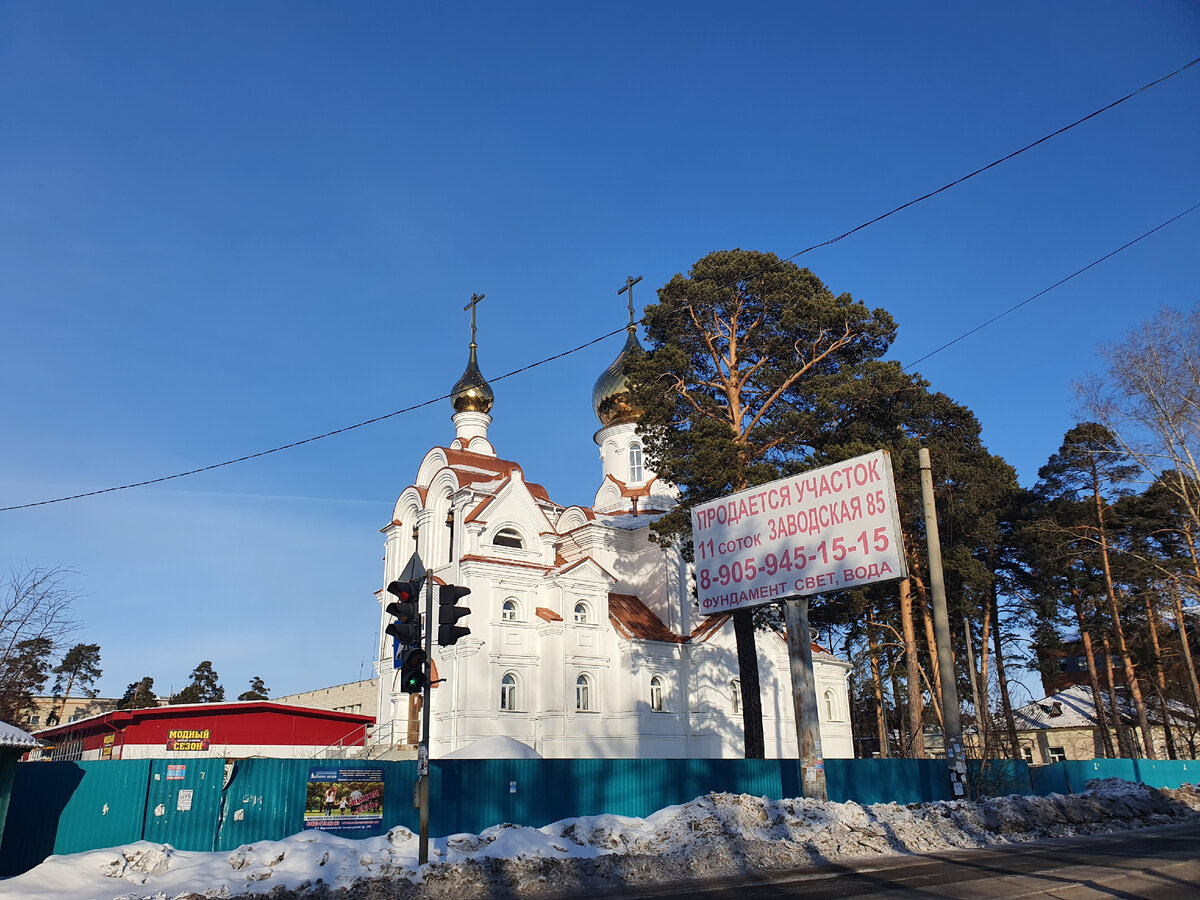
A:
[[690, 450, 907, 612]]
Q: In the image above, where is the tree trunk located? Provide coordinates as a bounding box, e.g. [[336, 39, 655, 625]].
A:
[[963, 619, 984, 759], [732, 608, 765, 759], [976, 601, 993, 755], [988, 583, 1020, 761], [867, 609, 889, 758], [886, 643, 907, 757], [1175, 534, 1200, 713], [1145, 590, 1177, 759], [899, 577, 926, 758], [1091, 461, 1156, 758], [1073, 593, 1116, 758], [1102, 634, 1133, 758], [913, 576, 944, 729]]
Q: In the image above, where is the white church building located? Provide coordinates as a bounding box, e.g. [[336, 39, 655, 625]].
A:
[[373, 312, 854, 759]]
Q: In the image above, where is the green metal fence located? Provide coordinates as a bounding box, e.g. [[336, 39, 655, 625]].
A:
[[2, 755, 1196, 877]]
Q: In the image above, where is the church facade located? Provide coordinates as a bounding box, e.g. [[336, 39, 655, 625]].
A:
[[373, 313, 853, 759]]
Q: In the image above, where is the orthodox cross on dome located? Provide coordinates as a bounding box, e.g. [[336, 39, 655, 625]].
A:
[[617, 275, 642, 331], [464, 292, 485, 347]]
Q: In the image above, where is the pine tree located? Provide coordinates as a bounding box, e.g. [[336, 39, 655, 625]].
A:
[[627, 249, 896, 758], [118, 676, 157, 709], [0, 637, 54, 722], [48, 642, 102, 725], [1037, 423, 1155, 758], [237, 676, 270, 701], [170, 660, 225, 704]]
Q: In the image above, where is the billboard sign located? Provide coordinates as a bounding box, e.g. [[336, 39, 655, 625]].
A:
[[304, 766, 385, 833], [690, 449, 907, 612]]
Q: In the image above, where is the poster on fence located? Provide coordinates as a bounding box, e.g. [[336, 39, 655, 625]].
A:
[[304, 766, 385, 833]]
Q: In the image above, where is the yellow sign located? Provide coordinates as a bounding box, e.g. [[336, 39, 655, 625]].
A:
[[166, 728, 211, 751]]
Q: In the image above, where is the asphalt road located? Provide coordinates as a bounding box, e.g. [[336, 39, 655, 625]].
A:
[[581, 823, 1200, 899]]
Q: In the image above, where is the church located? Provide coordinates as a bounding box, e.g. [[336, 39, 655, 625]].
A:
[[372, 301, 853, 759]]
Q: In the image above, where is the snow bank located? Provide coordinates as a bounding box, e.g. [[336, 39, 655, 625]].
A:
[[439, 736, 542, 759], [1, 779, 1196, 900]]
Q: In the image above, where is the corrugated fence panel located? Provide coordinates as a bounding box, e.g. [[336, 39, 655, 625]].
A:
[[1129, 759, 1198, 789], [141, 758, 226, 851], [4, 756, 1197, 874], [430, 759, 801, 836], [827, 758, 955, 805], [969, 759, 1033, 798], [1029, 761, 1072, 796], [0, 759, 151, 876], [214, 758, 419, 852]]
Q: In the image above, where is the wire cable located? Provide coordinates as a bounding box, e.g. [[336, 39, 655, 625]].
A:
[[3, 60, 1196, 512], [903, 201, 1200, 369], [779, 56, 1198, 263], [0, 325, 629, 511]]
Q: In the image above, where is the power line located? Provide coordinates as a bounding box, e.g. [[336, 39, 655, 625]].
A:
[[903, 201, 1200, 369], [3, 60, 1195, 512], [0, 325, 629, 511], [7, 200, 1196, 512], [779, 56, 1199, 263]]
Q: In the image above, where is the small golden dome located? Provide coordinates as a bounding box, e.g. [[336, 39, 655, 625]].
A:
[[592, 327, 644, 425], [451, 344, 494, 414]]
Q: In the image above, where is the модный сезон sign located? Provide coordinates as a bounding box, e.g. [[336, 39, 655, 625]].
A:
[[690, 450, 907, 612]]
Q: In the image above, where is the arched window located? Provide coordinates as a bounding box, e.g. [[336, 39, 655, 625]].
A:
[[650, 675, 665, 712], [576, 673, 593, 711], [573, 600, 592, 624], [493, 527, 523, 549], [730, 679, 741, 715], [501, 599, 519, 622], [628, 443, 644, 483], [823, 689, 838, 721], [500, 672, 518, 711]]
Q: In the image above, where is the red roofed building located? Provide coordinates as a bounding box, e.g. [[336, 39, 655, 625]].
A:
[[372, 314, 853, 759], [27, 702, 372, 762]]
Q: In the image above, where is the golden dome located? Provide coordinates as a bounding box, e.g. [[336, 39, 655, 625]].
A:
[[451, 344, 494, 414], [592, 327, 644, 425]]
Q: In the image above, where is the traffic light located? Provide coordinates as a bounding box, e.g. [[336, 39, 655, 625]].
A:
[[438, 584, 471, 646], [399, 647, 427, 693], [385, 579, 423, 646]]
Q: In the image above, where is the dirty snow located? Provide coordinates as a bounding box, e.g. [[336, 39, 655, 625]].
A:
[[2, 779, 1197, 900]]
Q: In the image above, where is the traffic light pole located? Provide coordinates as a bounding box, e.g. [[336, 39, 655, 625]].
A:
[[417, 574, 433, 864]]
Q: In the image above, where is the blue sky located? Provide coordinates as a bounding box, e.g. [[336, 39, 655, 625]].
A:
[[1, 2, 1198, 702]]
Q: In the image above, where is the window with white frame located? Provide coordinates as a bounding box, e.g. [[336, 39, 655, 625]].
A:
[[650, 675, 666, 712], [731, 679, 741, 715], [628, 443, 644, 483], [576, 673, 593, 711], [501, 598, 519, 622], [1021, 745, 1034, 765], [1047, 745, 1067, 764], [493, 527, 523, 549], [823, 689, 839, 721], [500, 672, 519, 711], [573, 600, 592, 624]]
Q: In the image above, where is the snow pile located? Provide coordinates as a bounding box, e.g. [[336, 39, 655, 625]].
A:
[[440, 736, 542, 759], [1, 779, 1196, 900]]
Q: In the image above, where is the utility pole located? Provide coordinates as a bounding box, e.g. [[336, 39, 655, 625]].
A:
[[782, 596, 826, 800], [919, 448, 968, 798]]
